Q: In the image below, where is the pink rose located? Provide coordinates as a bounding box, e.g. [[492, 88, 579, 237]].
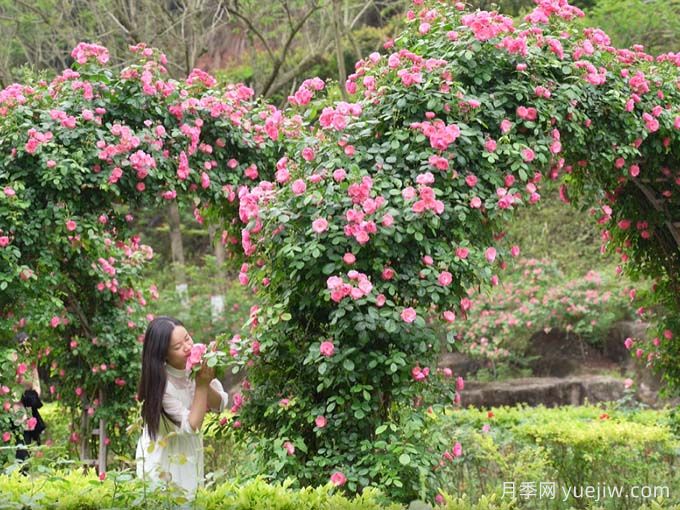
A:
[[292, 179, 307, 195], [343, 253, 356, 265], [320, 341, 335, 357], [456, 247, 469, 259], [485, 247, 497, 263], [381, 267, 395, 280], [283, 441, 295, 455], [186, 343, 207, 371], [312, 218, 329, 233], [522, 148, 535, 162], [26, 417, 37, 431], [315, 415, 327, 428], [438, 271, 453, 286], [452, 442, 463, 457], [401, 187, 416, 200], [401, 307, 417, 323], [333, 169, 347, 182], [375, 294, 386, 307], [382, 214, 394, 227], [330, 471, 347, 486], [66, 220, 77, 231]]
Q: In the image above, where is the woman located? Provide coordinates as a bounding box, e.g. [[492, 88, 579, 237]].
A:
[[135, 316, 228, 497], [13, 333, 45, 464]]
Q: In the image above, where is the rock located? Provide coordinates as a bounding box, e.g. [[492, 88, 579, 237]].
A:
[[460, 375, 627, 408], [407, 501, 433, 510], [525, 329, 584, 377], [604, 321, 649, 363], [437, 351, 482, 377]]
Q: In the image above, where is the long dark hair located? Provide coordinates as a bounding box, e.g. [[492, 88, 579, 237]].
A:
[[138, 316, 183, 440]]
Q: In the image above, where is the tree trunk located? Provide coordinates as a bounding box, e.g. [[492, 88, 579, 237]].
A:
[[208, 224, 226, 322], [167, 201, 189, 305], [333, 0, 348, 100], [79, 410, 90, 468]]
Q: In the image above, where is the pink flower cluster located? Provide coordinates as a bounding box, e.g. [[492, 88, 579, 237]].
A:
[[440, 442, 463, 466], [319, 102, 363, 131], [287, 77, 325, 107], [129, 150, 156, 180], [575, 60, 607, 86], [410, 184, 444, 215], [24, 129, 53, 154], [71, 42, 110, 65], [411, 365, 430, 382], [0, 84, 32, 111], [410, 119, 461, 151], [49, 109, 77, 129], [185, 343, 207, 371], [344, 177, 385, 245], [526, 0, 584, 24], [97, 257, 116, 277], [230, 393, 243, 414], [97, 123, 141, 162], [499, 35, 528, 57], [461, 11, 514, 41], [186, 68, 217, 88], [327, 271, 374, 302]]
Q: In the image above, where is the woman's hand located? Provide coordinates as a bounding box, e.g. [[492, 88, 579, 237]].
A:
[[195, 361, 215, 386]]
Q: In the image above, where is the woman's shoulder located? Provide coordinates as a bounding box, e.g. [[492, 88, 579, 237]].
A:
[[164, 373, 194, 395]]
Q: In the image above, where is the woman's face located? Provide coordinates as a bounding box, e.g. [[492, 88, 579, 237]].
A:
[[166, 326, 194, 370]]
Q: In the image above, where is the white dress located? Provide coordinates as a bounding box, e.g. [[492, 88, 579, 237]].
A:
[[135, 364, 229, 497]]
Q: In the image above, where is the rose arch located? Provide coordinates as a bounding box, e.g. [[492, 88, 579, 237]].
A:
[[1, 0, 679, 502]]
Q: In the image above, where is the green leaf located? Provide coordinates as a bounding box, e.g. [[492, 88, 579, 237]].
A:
[[343, 359, 355, 371], [399, 453, 411, 466]]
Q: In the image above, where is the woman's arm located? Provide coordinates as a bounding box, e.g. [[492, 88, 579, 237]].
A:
[[187, 383, 209, 432], [186, 363, 215, 432], [31, 366, 41, 397], [207, 379, 229, 412]]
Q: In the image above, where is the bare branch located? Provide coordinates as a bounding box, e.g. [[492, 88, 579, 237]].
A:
[[261, 2, 321, 96], [226, 5, 277, 64]]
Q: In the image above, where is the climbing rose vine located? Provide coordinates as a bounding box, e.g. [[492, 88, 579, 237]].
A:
[[230, 0, 679, 501]]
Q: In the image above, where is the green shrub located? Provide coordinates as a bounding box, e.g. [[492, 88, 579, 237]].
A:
[[432, 405, 679, 509], [0, 471, 403, 510]]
